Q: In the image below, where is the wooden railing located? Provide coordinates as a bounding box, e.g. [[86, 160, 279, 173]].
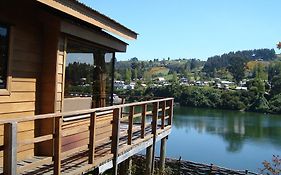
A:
[[0, 97, 174, 175]]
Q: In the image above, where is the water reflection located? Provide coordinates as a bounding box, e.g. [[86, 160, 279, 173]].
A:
[[173, 107, 281, 152]]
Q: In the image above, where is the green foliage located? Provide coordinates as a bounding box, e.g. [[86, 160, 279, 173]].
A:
[[203, 48, 276, 77], [248, 94, 270, 113], [227, 56, 246, 83], [252, 62, 268, 80], [269, 94, 281, 114], [125, 68, 132, 83], [221, 91, 246, 110], [247, 79, 266, 95], [271, 76, 281, 96]]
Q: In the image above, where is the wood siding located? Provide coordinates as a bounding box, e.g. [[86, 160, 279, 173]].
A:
[[0, 1, 43, 163]]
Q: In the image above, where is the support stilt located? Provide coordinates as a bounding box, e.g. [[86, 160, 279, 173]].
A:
[[145, 145, 153, 175], [159, 136, 167, 174]]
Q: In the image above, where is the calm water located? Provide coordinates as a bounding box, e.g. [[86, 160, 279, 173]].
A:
[[157, 106, 281, 172]]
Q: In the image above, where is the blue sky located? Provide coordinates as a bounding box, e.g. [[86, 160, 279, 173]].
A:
[[79, 0, 281, 61]]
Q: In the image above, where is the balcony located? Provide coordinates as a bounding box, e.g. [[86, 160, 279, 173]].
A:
[[0, 97, 174, 175]]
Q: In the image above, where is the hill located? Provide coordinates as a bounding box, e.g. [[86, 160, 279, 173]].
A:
[[203, 48, 276, 76]]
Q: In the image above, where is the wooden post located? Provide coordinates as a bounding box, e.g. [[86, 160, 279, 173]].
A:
[[145, 145, 153, 175], [161, 101, 166, 129], [141, 104, 147, 138], [159, 136, 167, 174], [128, 106, 134, 145], [120, 97, 125, 118], [152, 102, 159, 135], [111, 108, 121, 175], [4, 122, 17, 175], [54, 117, 62, 175], [93, 52, 106, 107], [151, 102, 159, 174], [89, 112, 96, 164], [167, 99, 174, 125]]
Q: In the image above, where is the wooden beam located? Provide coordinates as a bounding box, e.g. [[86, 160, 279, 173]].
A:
[[89, 112, 96, 164], [141, 104, 147, 139], [4, 122, 17, 175], [128, 106, 134, 145], [111, 108, 121, 175], [54, 117, 62, 175]]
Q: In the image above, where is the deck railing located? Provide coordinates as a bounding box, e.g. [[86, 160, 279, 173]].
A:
[[0, 97, 174, 175]]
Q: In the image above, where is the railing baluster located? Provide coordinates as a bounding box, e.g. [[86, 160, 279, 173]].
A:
[[128, 106, 134, 145], [89, 112, 96, 164], [4, 122, 17, 175], [161, 101, 166, 129], [152, 102, 159, 135], [111, 108, 121, 175], [141, 104, 147, 138], [167, 99, 174, 126], [54, 117, 62, 175]]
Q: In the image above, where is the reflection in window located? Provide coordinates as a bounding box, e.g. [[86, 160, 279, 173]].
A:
[[0, 25, 9, 89], [64, 52, 114, 106]]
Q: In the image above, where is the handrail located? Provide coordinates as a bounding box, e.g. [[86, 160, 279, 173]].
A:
[[0, 97, 174, 124]]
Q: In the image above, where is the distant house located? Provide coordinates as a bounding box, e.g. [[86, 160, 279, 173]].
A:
[[180, 77, 188, 84], [235, 87, 248, 91], [114, 80, 125, 89], [155, 77, 165, 82]]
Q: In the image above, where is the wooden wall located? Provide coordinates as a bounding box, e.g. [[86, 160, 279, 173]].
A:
[[0, 0, 44, 163]]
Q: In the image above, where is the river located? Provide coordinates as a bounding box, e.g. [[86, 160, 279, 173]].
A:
[[157, 106, 281, 172]]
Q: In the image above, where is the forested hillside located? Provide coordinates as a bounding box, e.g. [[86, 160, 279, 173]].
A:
[[203, 49, 276, 77]]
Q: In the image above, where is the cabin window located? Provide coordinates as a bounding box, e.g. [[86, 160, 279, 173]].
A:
[[0, 24, 9, 89]]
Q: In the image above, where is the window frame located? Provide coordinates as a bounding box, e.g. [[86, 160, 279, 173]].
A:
[[0, 23, 12, 96]]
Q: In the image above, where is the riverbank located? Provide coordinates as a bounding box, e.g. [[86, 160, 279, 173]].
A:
[[130, 155, 258, 175], [117, 85, 281, 115]]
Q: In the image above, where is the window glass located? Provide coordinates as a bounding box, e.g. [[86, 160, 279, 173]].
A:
[[0, 25, 9, 89]]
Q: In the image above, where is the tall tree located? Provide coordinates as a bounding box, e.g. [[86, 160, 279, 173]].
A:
[[125, 68, 132, 83], [228, 56, 246, 83]]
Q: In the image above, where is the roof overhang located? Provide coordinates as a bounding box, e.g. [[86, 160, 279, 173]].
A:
[[61, 21, 128, 52], [35, 0, 138, 40]]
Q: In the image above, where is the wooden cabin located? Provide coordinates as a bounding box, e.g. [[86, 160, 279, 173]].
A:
[[0, 0, 173, 174]]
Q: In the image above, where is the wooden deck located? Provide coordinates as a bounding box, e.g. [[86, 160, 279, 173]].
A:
[[0, 98, 173, 175]]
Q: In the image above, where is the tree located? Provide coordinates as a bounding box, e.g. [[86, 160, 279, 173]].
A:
[[190, 59, 198, 70], [125, 68, 132, 83], [268, 62, 281, 82], [247, 79, 265, 95], [253, 63, 267, 80], [248, 94, 270, 113], [228, 56, 246, 83], [269, 94, 281, 114], [271, 75, 281, 96]]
